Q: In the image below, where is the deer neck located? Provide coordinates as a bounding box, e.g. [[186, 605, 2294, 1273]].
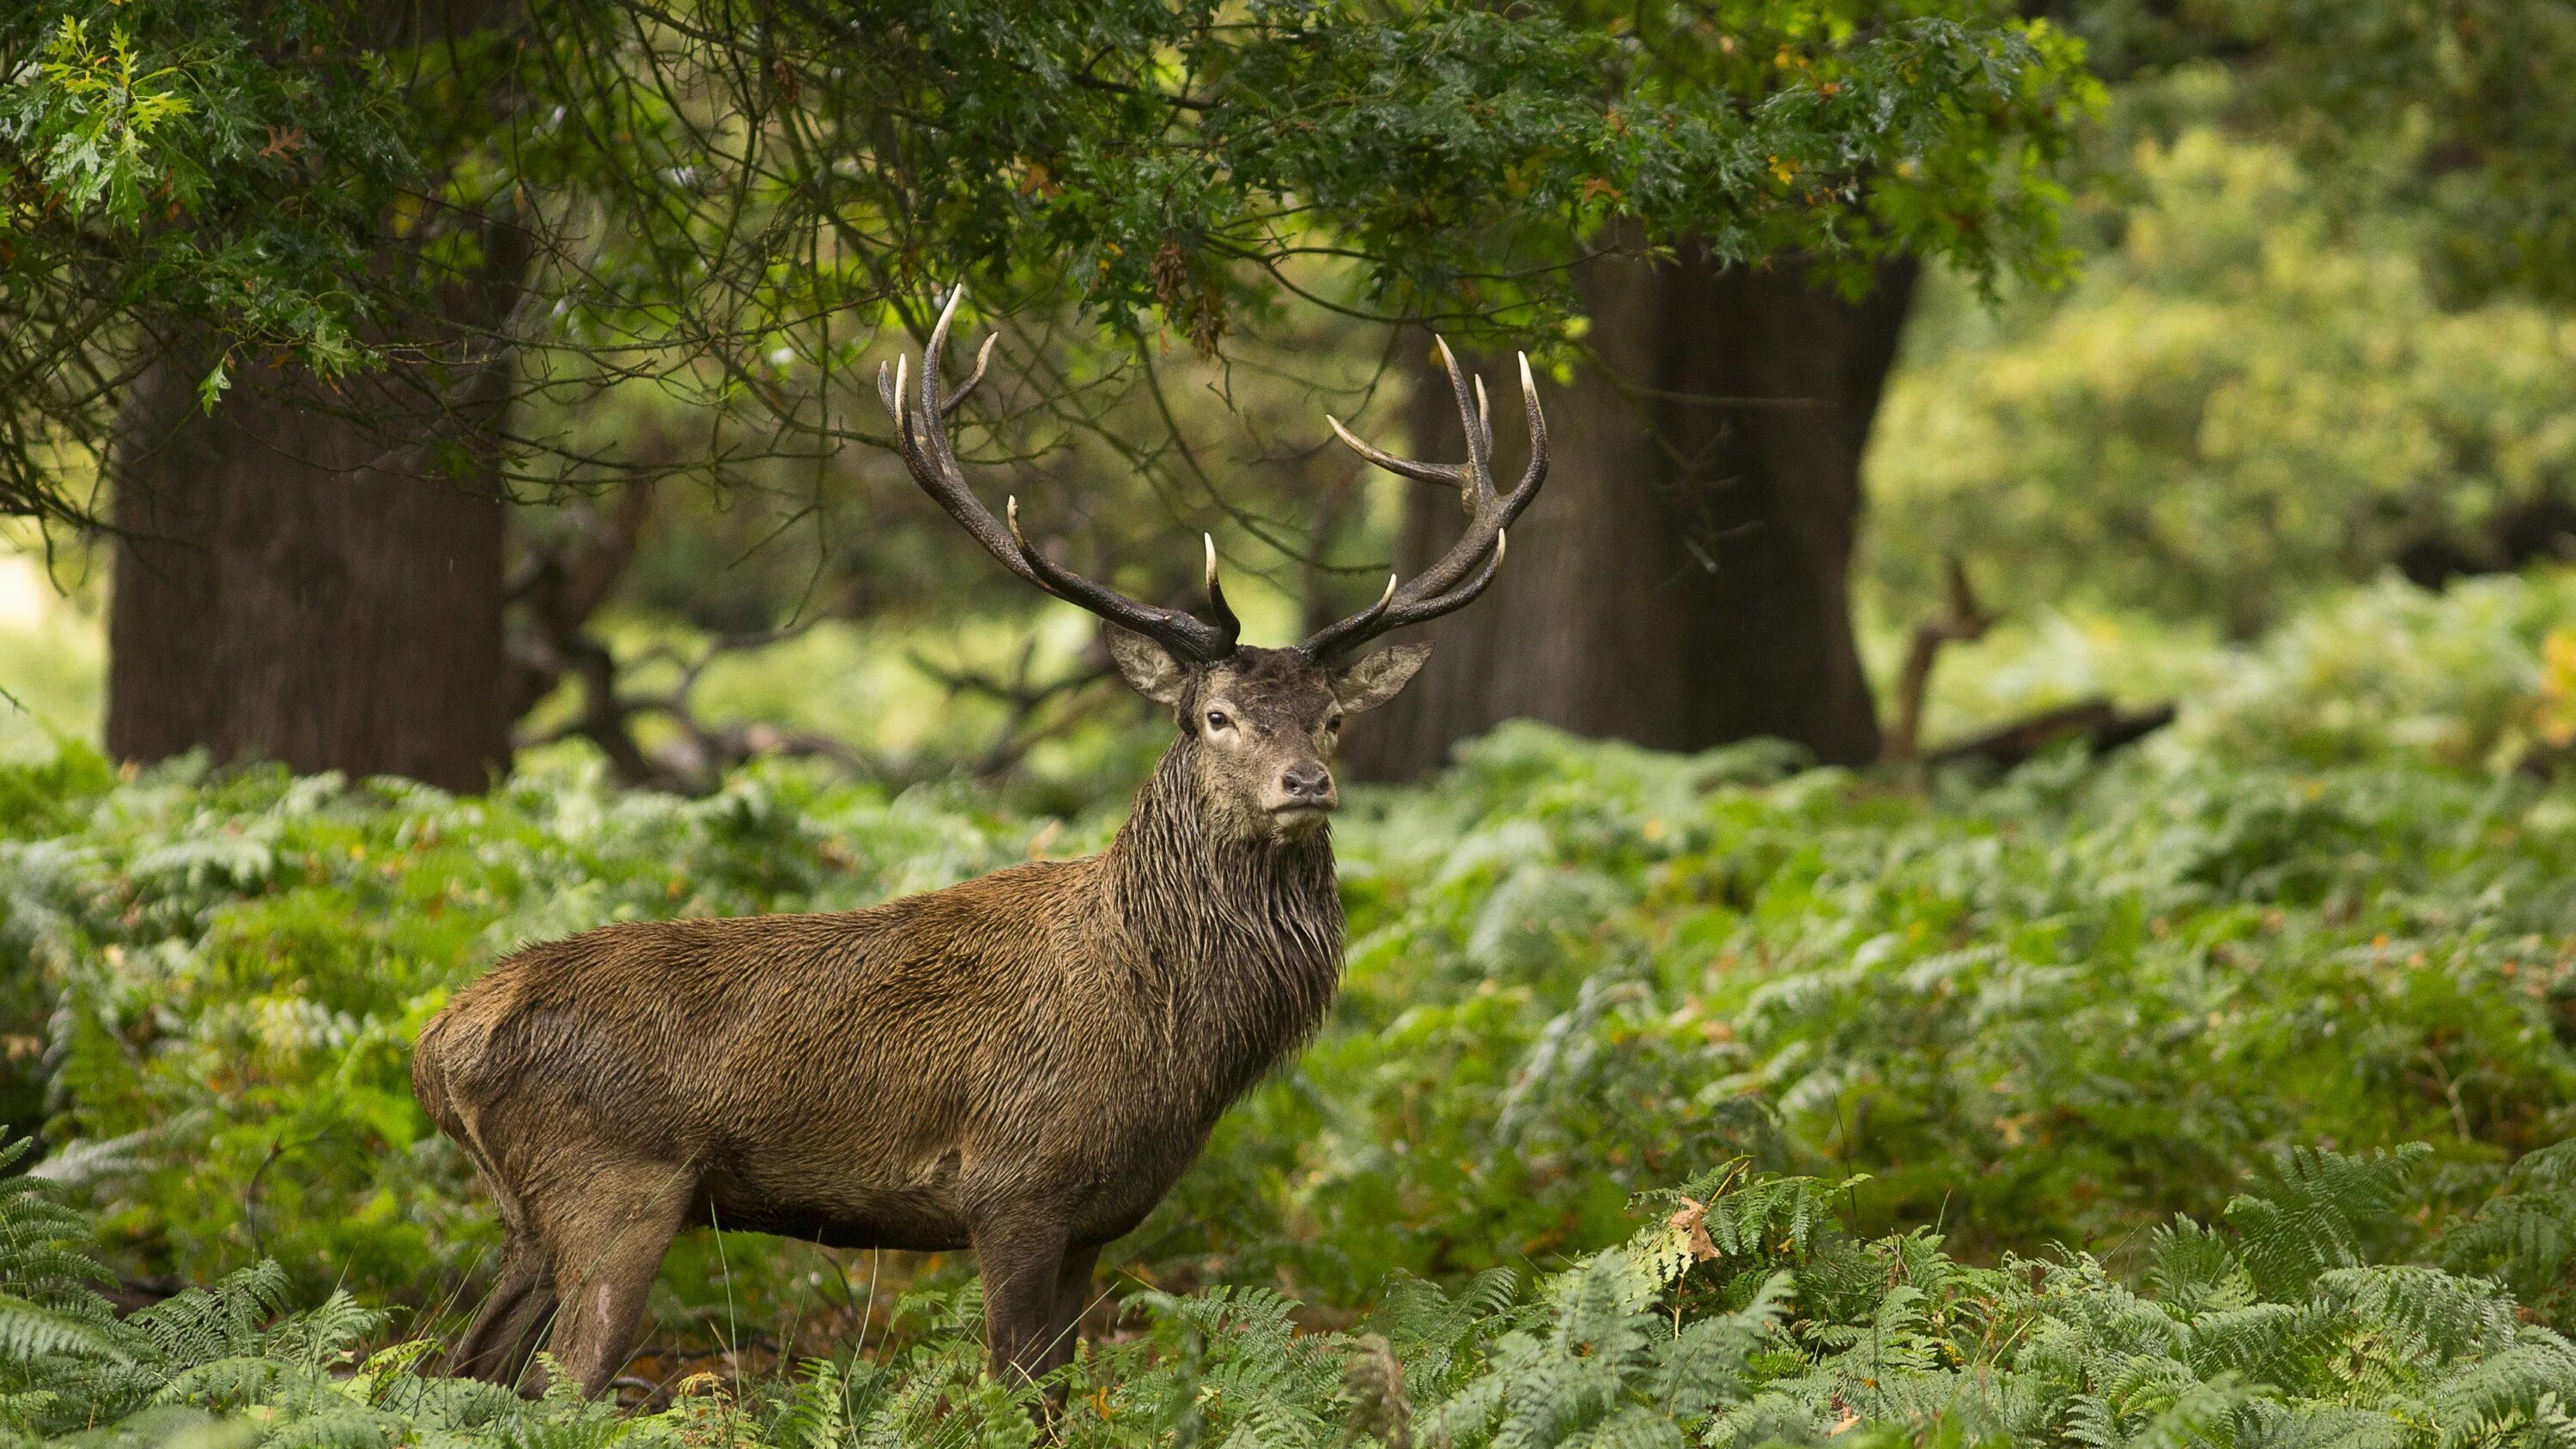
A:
[[1100, 743, 1345, 1093]]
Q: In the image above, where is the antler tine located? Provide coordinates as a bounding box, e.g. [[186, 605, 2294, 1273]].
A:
[[914, 283, 964, 424], [944, 333, 997, 416], [881, 343, 1042, 588], [1299, 347, 1547, 661], [1374, 349, 1523, 607], [1004, 500, 1240, 661], [1203, 533, 1242, 640], [878, 283, 1238, 663], [1435, 337, 1496, 511], [1325, 415, 1471, 488], [1294, 573, 1400, 662], [1515, 351, 1547, 506]]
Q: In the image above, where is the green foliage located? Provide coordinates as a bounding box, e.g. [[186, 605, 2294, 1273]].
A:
[[0, 0, 411, 517], [2439, 1137, 2576, 1332], [1158, 706, 2576, 1303], [1868, 102, 2576, 635], [3, 1124, 2571, 1448], [2, 571, 2573, 1359], [1, 0, 2094, 526], [2075, 0, 2576, 309]]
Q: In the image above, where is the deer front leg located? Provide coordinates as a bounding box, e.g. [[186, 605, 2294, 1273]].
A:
[[1039, 1242, 1102, 1381], [972, 1217, 1071, 1392]]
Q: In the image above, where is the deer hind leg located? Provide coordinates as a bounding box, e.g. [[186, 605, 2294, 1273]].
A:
[[532, 1157, 698, 1397], [446, 1108, 563, 1388], [453, 1230, 559, 1386]]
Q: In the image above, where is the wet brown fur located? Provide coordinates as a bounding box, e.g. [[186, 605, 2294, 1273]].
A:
[[411, 639, 1426, 1397]]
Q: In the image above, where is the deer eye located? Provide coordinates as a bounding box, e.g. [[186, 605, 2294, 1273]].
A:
[[1205, 709, 1232, 732], [1325, 713, 1344, 734]]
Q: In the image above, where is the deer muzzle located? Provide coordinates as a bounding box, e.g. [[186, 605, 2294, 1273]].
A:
[[1267, 761, 1338, 821]]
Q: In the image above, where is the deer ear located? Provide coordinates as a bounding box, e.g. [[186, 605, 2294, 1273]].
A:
[[1332, 643, 1431, 714], [1105, 624, 1190, 706]]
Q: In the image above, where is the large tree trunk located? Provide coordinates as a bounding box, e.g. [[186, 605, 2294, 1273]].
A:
[[1345, 249, 1917, 779], [105, 2, 523, 793], [106, 355, 512, 791]]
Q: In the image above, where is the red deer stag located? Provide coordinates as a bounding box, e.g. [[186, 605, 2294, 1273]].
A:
[[410, 288, 1547, 1397]]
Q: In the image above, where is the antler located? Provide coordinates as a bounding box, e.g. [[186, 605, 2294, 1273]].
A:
[[1299, 337, 1548, 661], [878, 285, 1241, 664]]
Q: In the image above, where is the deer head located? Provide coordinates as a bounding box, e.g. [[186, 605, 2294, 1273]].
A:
[[878, 286, 1547, 840]]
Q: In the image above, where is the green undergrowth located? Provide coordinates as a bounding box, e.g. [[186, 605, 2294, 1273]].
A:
[[1161, 724, 2576, 1308], [2, 1131, 2572, 1448], [9, 718, 2576, 1332], [1, 575, 2574, 1442]]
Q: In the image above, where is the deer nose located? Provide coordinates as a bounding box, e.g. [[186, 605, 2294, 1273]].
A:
[[1280, 762, 1334, 803]]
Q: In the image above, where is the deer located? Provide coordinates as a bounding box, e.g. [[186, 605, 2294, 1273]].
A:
[[410, 287, 1547, 1399]]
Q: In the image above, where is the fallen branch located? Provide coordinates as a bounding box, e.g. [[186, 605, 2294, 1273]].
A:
[[1925, 699, 2178, 773]]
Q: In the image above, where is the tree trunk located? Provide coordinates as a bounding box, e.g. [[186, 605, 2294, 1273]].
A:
[[1344, 249, 1916, 779], [104, 0, 524, 793], [106, 355, 512, 791]]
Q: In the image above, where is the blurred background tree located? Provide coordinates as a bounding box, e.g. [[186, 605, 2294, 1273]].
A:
[[1870, 85, 2576, 641], [1359, 0, 2576, 776], [9, 0, 2576, 792], [1856, 0, 2576, 711], [3, 0, 2091, 790]]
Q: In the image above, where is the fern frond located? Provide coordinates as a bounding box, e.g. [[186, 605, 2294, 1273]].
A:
[[130, 1260, 295, 1371], [2126, 1369, 2259, 1449], [263, 1291, 388, 1373], [2235, 1399, 2412, 1449], [2225, 1146, 2430, 1300], [764, 1355, 855, 1449], [2151, 1217, 2257, 1319], [2182, 1301, 2318, 1381], [154, 1353, 286, 1409], [2430, 1337, 2576, 1449], [0, 1293, 131, 1366], [2317, 1267, 2518, 1361]]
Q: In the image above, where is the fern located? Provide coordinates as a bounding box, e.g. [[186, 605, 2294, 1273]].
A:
[[2149, 1217, 2257, 1319], [1, 710, 2573, 1447], [763, 1356, 856, 1449], [1698, 1173, 1849, 1263], [1372, 1269, 1522, 1400], [2442, 1138, 2576, 1326], [131, 1260, 296, 1372], [2226, 1147, 2432, 1300], [2314, 1267, 2519, 1361], [2428, 1338, 2576, 1449]]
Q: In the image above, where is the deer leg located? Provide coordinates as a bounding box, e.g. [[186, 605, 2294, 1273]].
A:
[[453, 1231, 559, 1385], [1036, 1242, 1102, 1383], [536, 1159, 696, 1397], [972, 1218, 1070, 1392]]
